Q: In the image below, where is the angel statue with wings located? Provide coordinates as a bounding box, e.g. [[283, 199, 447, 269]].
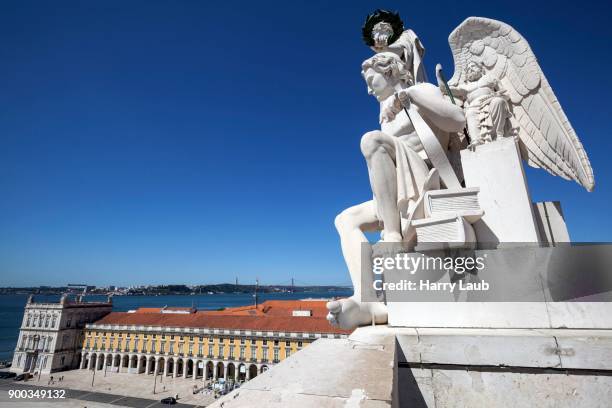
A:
[[327, 14, 595, 330], [436, 60, 518, 147], [439, 17, 594, 190]]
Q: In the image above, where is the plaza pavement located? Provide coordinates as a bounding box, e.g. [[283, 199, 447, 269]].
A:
[[0, 369, 218, 407]]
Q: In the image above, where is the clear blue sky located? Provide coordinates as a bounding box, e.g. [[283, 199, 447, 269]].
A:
[[1, 0, 610, 287]]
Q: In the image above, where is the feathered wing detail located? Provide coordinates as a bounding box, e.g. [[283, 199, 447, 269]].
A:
[[446, 17, 594, 191]]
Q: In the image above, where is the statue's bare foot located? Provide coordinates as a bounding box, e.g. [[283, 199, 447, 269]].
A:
[[326, 297, 388, 330]]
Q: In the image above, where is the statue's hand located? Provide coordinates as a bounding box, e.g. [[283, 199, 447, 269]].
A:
[[394, 89, 411, 109]]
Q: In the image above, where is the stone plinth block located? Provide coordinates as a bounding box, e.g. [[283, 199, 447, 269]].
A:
[[461, 137, 540, 247]]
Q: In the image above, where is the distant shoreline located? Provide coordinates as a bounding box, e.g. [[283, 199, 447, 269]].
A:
[[0, 284, 352, 297]]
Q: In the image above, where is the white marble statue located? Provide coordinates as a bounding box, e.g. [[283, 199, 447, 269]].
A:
[[436, 61, 517, 147], [440, 17, 594, 191], [327, 14, 595, 330], [326, 55, 465, 328]]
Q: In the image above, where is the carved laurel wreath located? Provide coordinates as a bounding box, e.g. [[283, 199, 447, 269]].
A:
[[362, 9, 404, 47]]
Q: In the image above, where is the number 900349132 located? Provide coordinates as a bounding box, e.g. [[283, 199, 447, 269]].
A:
[[8, 389, 66, 399]]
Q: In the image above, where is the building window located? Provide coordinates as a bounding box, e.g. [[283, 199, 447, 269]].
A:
[[286, 349, 291, 358], [273, 348, 279, 362], [44, 315, 50, 328], [250, 347, 256, 360], [240, 338, 245, 345], [66, 317, 72, 328], [26, 314, 31, 327], [262, 340, 267, 345], [51, 315, 57, 328], [188, 343, 193, 356], [208, 337, 213, 343], [240, 346, 245, 360], [198, 344, 203, 356], [298, 341, 303, 348], [285, 341, 290, 347], [274, 340, 279, 346], [169, 343, 174, 355], [101, 339, 106, 350], [208, 345, 213, 357], [160, 342, 165, 354], [229, 345, 234, 359], [17, 354, 22, 367], [262, 347, 268, 362]]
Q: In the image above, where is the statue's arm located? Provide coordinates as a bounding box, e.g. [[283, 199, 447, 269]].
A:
[[407, 83, 466, 133], [440, 84, 468, 101]]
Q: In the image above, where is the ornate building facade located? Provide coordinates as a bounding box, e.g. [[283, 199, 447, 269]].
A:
[[79, 300, 349, 382], [11, 295, 112, 375]]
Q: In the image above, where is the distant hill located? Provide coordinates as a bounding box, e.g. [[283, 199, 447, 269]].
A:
[[0, 284, 352, 296]]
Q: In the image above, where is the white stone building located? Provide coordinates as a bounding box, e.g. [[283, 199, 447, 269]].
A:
[[10, 295, 112, 375]]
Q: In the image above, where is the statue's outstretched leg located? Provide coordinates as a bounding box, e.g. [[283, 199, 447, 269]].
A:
[[360, 131, 401, 242], [327, 200, 388, 329]]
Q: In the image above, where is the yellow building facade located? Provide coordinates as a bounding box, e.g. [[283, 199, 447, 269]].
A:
[[79, 301, 349, 382]]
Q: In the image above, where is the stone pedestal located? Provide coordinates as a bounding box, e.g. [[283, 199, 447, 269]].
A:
[[383, 244, 612, 328], [533, 201, 570, 245], [461, 137, 540, 247], [394, 326, 612, 407]]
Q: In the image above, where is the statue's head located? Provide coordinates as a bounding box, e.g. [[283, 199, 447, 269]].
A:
[[362, 52, 413, 101], [372, 22, 394, 49], [362, 9, 404, 50], [466, 61, 485, 82]]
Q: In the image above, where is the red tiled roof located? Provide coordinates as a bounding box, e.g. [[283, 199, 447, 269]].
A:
[[134, 307, 194, 313], [94, 312, 349, 334], [200, 300, 331, 318], [94, 300, 349, 334], [134, 308, 164, 313]]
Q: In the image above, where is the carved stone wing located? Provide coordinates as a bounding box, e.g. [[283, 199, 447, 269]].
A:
[[447, 17, 594, 191]]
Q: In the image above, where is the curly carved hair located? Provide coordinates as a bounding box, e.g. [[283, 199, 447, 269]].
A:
[[361, 52, 413, 90]]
